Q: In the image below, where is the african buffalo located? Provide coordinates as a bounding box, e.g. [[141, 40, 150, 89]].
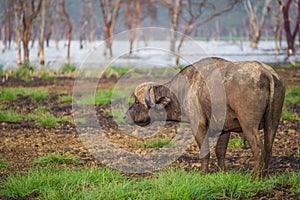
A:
[[124, 57, 285, 177]]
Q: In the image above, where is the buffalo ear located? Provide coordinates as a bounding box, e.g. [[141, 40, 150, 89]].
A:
[[155, 97, 171, 110]]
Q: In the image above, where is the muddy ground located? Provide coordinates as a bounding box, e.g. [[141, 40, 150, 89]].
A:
[[0, 67, 299, 199]]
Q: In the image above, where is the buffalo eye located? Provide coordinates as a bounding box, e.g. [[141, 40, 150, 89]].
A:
[[135, 99, 140, 105]]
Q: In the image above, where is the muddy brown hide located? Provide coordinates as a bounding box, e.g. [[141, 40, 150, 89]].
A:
[[125, 57, 285, 177]]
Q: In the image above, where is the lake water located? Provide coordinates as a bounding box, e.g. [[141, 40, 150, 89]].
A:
[[0, 40, 299, 70]]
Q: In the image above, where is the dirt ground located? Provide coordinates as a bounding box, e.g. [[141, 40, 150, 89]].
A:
[[0, 67, 299, 199]]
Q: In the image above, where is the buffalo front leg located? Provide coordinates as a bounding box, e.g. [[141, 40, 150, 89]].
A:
[[215, 132, 230, 171]]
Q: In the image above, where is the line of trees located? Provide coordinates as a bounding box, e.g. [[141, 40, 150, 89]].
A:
[[0, 0, 299, 69]]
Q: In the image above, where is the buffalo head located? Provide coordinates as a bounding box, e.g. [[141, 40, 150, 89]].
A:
[[124, 82, 179, 126]]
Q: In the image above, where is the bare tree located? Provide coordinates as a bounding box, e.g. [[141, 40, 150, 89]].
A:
[[270, 1, 284, 54], [161, 0, 182, 52], [1, 21, 6, 53], [87, 1, 95, 50], [38, 0, 46, 69], [126, 0, 144, 54], [2, 0, 14, 52], [13, 1, 24, 67], [61, 0, 72, 62], [99, 0, 121, 57], [278, 0, 300, 55], [175, 0, 239, 65], [21, 0, 42, 65], [80, 0, 95, 50], [79, 3, 87, 49], [44, 0, 60, 49], [244, 0, 272, 49]]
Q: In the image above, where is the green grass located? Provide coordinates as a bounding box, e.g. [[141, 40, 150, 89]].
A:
[[281, 109, 300, 121], [282, 86, 300, 121], [74, 117, 87, 124], [0, 88, 18, 101], [29, 106, 69, 127], [140, 138, 172, 148], [0, 106, 68, 126], [32, 152, 83, 166], [39, 70, 57, 80], [75, 89, 114, 105], [0, 108, 23, 123], [60, 63, 77, 74], [76, 86, 135, 105], [228, 137, 246, 148], [285, 87, 300, 104], [0, 88, 49, 101], [29, 90, 49, 101], [103, 66, 133, 77], [95, 89, 115, 105], [0, 64, 3, 76], [107, 109, 126, 124], [1, 167, 299, 199], [57, 95, 73, 103], [0, 157, 7, 168], [14, 63, 36, 81]]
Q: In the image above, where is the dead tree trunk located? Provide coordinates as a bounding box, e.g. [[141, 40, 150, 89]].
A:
[[61, 0, 72, 62], [80, 0, 95, 50], [14, 2, 23, 67], [6, 1, 13, 49], [79, 20, 86, 49], [88, 0, 95, 50], [126, 0, 144, 54], [1, 23, 6, 53], [270, 2, 283, 54], [99, 0, 121, 58], [278, 0, 300, 55], [169, 0, 181, 52], [244, 0, 272, 49], [160, 0, 182, 52], [38, 0, 46, 69], [21, 0, 42, 65], [80, 2, 86, 49]]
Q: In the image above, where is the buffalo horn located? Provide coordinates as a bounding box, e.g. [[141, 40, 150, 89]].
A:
[[145, 85, 155, 108]]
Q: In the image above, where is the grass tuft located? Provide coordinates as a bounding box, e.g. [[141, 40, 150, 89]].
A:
[[29, 90, 48, 101], [0, 106, 68, 126], [103, 66, 132, 77], [29, 106, 69, 127], [0, 88, 48, 101], [32, 152, 83, 166], [57, 95, 73, 103], [0, 157, 7, 168], [76, 87, 134, 105], [281, 109, 300, 121], [61, 63, 77, 74], [39, 70, 57, 80], [142, 138, 172, 148], [0, 108, 23, 123], [228, 137, 246, 148], [74, 117, 87, 124], [14, 63, 36, 81], [285, 87, 300, 104], [282, 86, 300, 121]]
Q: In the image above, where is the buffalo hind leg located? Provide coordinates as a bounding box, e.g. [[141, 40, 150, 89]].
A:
[[239, 121, 264, 178], [215, 132, 230, 171], [263, 88, 285, 177], [194, 125, 210, 173]]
